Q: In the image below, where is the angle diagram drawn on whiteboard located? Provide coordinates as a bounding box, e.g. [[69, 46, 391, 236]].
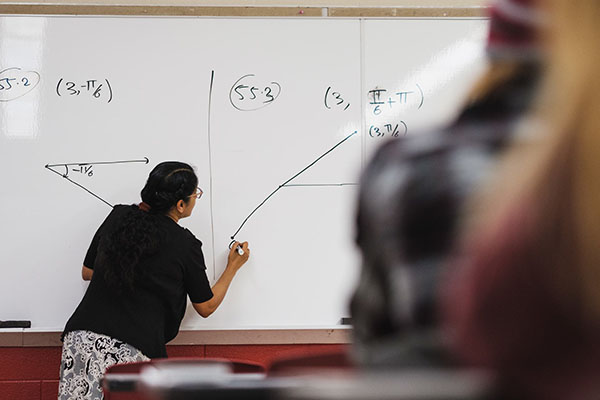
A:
[[229, 130, 359, 245], [44, 158, 150, 207]]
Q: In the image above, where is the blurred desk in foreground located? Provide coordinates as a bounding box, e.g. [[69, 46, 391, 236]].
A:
[[136, 365, 492, 400]]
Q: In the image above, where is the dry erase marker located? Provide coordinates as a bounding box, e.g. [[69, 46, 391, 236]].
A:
[[236, 244, 245, 256], [228, 239, 245, 255]]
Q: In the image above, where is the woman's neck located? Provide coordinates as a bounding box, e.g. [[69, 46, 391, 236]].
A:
[[165, 210, 180, 223]]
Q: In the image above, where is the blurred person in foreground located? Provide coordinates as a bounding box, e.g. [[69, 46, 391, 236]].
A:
[[442, 1, 600, 399], [350, 0, 545, 367]]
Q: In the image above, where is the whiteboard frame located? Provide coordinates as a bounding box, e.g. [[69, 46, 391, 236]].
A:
[[0, 5, 487, 18], [0, 328, 352, 346]]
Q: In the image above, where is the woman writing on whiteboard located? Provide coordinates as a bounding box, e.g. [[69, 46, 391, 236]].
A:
[[58, 161, 250, 400]]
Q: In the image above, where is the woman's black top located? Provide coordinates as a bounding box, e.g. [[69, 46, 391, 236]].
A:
[[62, 205, 213, 358]]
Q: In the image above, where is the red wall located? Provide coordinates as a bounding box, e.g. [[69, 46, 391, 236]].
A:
[[0, 344, 348, 400]]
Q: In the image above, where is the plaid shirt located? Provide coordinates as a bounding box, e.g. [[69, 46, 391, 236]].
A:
[[350, 65, 540, 367]]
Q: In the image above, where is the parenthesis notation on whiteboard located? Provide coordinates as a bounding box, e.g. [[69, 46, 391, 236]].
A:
[[324, 86, 351, 111], [368, 121, 408, 138], [56, 78, 114, 103]]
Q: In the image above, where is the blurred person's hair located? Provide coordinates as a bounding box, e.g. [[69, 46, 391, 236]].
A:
[[465, 0, 600, 323], [465, 61, 534, 107], [466, 0, 543, 105]]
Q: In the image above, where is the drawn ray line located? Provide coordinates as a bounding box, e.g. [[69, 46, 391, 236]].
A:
[[230, 131, 358, 241], [45, 157, 149, 168], [283, 183, 358, 187], [45, 165, 113, 208], [44, 157, 150, 208]]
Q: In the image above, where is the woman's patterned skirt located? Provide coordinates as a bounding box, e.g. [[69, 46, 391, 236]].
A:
[[58, 330, 149, 400]]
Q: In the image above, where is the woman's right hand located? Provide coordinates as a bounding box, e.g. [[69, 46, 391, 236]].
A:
[[194, 241, 251, 318], [227, 241, 250, 271]]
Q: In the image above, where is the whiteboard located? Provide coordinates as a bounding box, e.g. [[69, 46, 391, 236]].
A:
[[0, 16, 487, 331], [363, 19, 489, 159]]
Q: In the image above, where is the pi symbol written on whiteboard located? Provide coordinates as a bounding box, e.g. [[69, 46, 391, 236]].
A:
[[229, 74, 281, 111], [56, 78, 114, 104], [368, 84, 424, 116]]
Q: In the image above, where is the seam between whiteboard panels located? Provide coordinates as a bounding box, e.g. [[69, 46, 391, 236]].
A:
[[208, 70, 217, 281], [360, 18, 367, 169]]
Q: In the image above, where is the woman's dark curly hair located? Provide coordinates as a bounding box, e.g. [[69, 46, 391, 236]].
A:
[[97, 161, 198, 292]]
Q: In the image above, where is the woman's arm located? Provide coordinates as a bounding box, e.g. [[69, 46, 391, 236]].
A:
[[192, 242, 249, 318], [82, 265, 94, 281]]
